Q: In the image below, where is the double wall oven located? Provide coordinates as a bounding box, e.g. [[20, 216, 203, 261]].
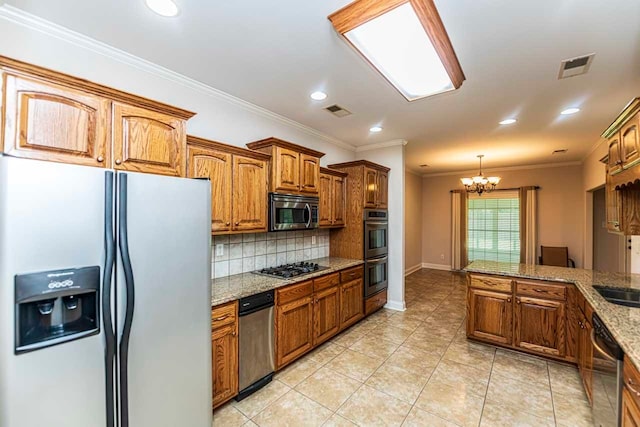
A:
[[364, 209, 388, 298]]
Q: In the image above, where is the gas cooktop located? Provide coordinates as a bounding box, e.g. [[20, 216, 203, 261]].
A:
[[253, 262, 328, 279]]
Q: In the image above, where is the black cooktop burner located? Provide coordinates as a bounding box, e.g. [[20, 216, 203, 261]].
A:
[[253, 262, 328, 279]]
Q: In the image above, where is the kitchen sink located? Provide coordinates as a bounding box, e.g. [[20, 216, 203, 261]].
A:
[[593, 285, 640, 308]]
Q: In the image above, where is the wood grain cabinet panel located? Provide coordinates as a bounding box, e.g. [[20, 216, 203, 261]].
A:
[[319, 168, 347, 228], [514, 296, 566, 358], [606, 167, 622, 233], [187, 145, 232, 233], [112, 102, 186, 176], [212, 301, 238, 409], [622, 113, 640, 169], [377, 171, 388, 209], [299, 153, 320, 195], [313, 285, 340, 346], [332, 175, 346, 226], [2, 73, 110, 166], [276, 286, 314, 369], [319, 172, 333, 226], [340, 278, 364, 330], [577, 304, 593, 405], [623, 387, 640, 427], [232, 155, 268, 232], [609, 135, 623, 175], [364, 167, 378, 208], [467, 287, 512, 345], [274, 146, 300, 193]]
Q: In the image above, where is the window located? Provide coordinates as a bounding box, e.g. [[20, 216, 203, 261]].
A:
[[467, 191, 520, 263]]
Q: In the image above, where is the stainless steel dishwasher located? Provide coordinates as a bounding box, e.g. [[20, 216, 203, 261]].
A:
[[236, 289, 275, 401], [592, 312, 624, 427]]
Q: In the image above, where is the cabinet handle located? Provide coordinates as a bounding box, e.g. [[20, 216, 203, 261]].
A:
[[232, 331, 237, 337], [213, 314, 230, 322], [516, 298, 521, 304], [507, 298, 512, 303], [97, 156, 104, 163], [235, 222, 239, 226], [628, 379, 640, 397], [115, 159, 122, 165], [226, 222, 230, 226]]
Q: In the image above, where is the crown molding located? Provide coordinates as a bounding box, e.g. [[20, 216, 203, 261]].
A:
[[581, 137, 607, 162], [405, 168, 422, 177], [422, 161, 582, 178], [0, 5, 357, 152], [355, 139, 408, 152]]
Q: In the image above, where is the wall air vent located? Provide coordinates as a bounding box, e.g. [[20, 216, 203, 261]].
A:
[[552, 149, 568, 155], [324, 104, 352, 118], [558, 54, 595, 79]]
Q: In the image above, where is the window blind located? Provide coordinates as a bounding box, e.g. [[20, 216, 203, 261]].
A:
[[467, 191, 520, 263]]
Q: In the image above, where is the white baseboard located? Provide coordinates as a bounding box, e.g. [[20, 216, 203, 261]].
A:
[[421, 263, 452, 271], [384, 299, 406, 311], [404, 263, 422, 276]]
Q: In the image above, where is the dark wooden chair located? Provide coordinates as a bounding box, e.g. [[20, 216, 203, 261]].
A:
[[539, 246, 575, 268]]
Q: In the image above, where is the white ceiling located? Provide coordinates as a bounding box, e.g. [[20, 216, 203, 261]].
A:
[[7, 0, 640, 173]]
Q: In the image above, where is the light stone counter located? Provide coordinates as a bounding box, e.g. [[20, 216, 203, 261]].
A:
[[465, 260, 640, 368], [211, 257, 364, 306]]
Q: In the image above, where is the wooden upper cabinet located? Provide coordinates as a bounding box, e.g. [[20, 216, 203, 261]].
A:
[[332, 174, 346, 226], [467, 287, 512, 345], [609, 136, 623, 175], [299, 153, 320, 194], [112, 102, 186, 177], [622, 113, 640, 168], [232, 155, 268, 232], [514, 295, 566, 358], [246, 137, 325, 196], [319, 172, 333, 227], [364, 167, 378, 208], [605, 166, 622, 233], [187, 145, 232, 233], [377, 171, 388, 209], [2, 73, 110, 167]]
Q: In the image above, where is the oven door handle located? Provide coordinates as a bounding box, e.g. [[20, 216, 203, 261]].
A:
[[366, 221, 388, 226], [591, 328, 616, 362], [305, 203, 311, 228], [367, 256, 388, 264]]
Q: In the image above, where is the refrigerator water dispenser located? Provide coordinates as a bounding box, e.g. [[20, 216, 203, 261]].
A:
[[15, 266, 100, 354]]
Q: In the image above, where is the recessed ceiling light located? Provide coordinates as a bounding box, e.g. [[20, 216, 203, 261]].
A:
[[145, 0, 179, 17], [369, 126, 383, 133], [560, 107, 580, 115], [499, 118, 517, 125], [310, 91, 327, 101]]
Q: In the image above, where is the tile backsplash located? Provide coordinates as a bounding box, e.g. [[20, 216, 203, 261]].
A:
[[211, 229, 330, 279]]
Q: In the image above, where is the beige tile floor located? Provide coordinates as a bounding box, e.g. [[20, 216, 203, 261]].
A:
[[213, 269, 594, 427]]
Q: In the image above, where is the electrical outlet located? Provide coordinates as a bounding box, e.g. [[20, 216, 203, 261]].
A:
[[312, 236, 316, 245], [216, 244, 224, 256], [440, 254, 445, 260]]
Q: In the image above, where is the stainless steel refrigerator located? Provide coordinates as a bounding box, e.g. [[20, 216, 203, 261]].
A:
[[0, 155, 212, 427]]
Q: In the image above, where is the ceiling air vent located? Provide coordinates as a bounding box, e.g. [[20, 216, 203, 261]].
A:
[[552, 149, 568, 155], [558, 54, 595, 79], [324, 104, 352, 118]]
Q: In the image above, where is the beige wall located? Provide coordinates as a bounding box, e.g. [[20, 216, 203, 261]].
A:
[[404, 171, 423, 272], [581, 139, 608, 269], [422, 164, 584, 268]]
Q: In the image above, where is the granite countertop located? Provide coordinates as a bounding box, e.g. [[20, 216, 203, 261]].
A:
[[212, 257, 364, 306], [465, 260, 640, 368]]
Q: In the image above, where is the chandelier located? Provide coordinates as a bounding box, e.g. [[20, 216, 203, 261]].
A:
[[460, 155, 501, 195]]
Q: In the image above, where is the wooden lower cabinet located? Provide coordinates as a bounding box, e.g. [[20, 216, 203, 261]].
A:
[[513, 295, 566, 357], [365, 289, 387, 315], [623, 387, 640, 427], [578, 304, 594, 404], [275, 283, 314, 369], [212, 302, 238, 409], [313, 285, 340, 346], [340, 278, 364, 329], [467, 287, 512, 345]]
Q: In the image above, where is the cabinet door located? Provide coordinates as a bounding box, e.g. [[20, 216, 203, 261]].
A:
[[333, 175, 346, 227], [2, 73, 110, 167], [467, 288, 512, 345], [313, 286, 340, 346], [377, 171, 388, 209], [187, 146, 232, 233], [112, 102, 185, 176], [605, 170, 622, 233], [274, 146, 300, 193], [622, 114, 640, 169], [623, 387, 640, 427], [340, 278, 364, 330], [212, 323, 238, 408], [299, 154, 320, 195], [276, 296, 313, 368], [514, 296, 566, 357], [581, 314, 594, 404], [364, 167, 378, 208], [609, 135, 623, 175], [318, 172, 333, 227], [232, 155, 268, 232]]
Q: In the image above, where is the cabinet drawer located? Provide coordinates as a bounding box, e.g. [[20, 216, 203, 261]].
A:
[[277, 280, 313, 305], [314, 273, 340, 292], [340, 266, 363, 283], [365, 290, 387, 315], [625, 355, 640, 409], [516, 280, 566, 301], [212, 301, 237, 329], [469, 274, 513, 293]]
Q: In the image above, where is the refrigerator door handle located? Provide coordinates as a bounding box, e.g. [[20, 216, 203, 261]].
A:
[[118, 173, 136, 427], [103, 171, 116, 427]]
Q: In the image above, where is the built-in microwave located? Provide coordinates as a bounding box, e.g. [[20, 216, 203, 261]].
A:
[[269, 193, 319, 232]]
